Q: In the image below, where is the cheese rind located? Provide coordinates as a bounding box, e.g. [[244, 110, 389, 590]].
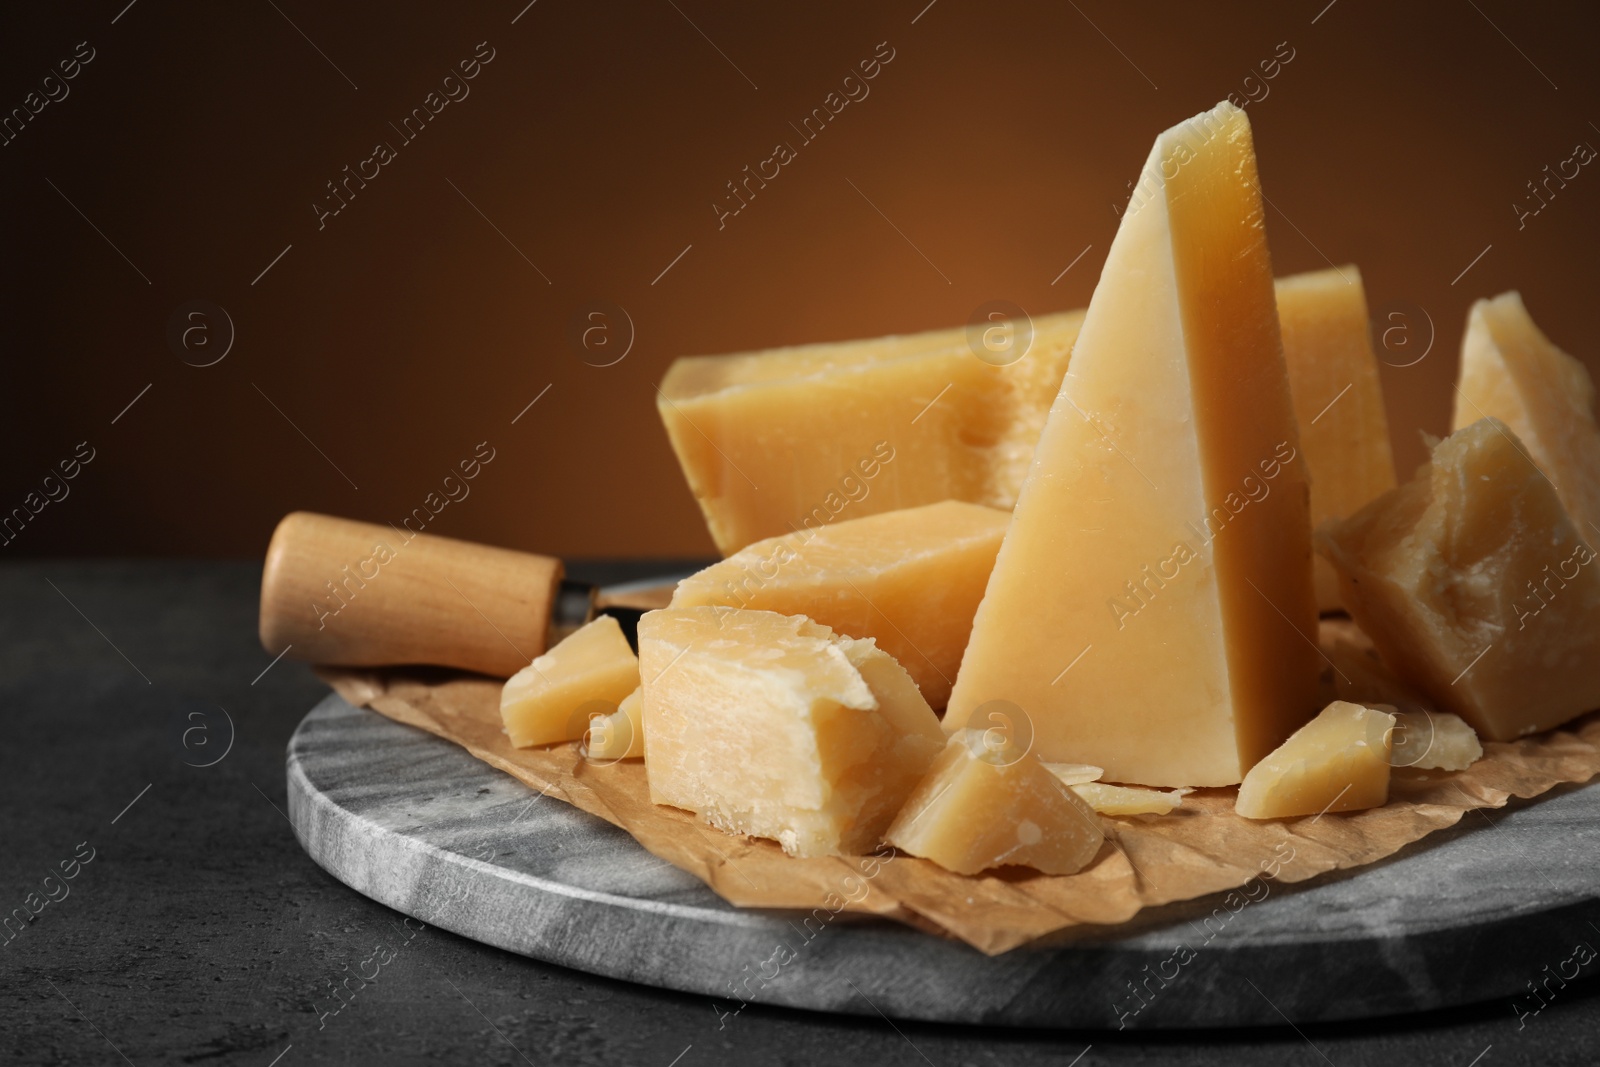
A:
[[1452, 292, 1600, 539], [669, 500, 1009, 708], [884, 731, 1105, 875], [658, 312, 1086, 555], [1318, 417, 1600, 741], [500, 615, 639, 748], [1277, 267, 1398, 611], [1235, 701, 1395, 819], [944, 101, 1319, 787], [638, 607, 944, 856]]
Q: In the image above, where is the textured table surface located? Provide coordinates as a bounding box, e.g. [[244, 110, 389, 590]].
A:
[[4, 560, 1600, 1065]]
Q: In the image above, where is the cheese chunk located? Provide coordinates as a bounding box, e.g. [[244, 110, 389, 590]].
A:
[[584, 686, 644, 761], [1277, 266, 1398, 611], [669, 500, 1008, 708], [500, 615, 639, 748], [1452, 291, 1600, 538], [1318, 417, 1600, 741], [884, 731, 1105, 875], [1235, 701, 1394, 819], [638, 607, 943, 856], [658, 311, 1086, 555], [945, 101, 1320, 787], [1385, 708, 1481, 771], [1068, 782, 1187, 816]]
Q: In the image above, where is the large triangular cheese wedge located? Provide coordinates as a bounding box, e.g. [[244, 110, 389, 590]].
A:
[[1451, 291, 1600, 541], [944, 101, 1320, 788]]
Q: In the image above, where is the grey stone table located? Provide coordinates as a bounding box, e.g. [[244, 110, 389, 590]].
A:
[[5, 560, 1600, 1065]]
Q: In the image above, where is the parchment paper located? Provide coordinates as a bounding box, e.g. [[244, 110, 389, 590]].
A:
[[316, 619, 1600, 956]]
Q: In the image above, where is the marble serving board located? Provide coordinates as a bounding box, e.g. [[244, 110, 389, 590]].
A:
[[285, 688, 1600, 1030]]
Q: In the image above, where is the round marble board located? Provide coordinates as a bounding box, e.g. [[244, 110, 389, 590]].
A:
[[284, 594, 1600, 1030]]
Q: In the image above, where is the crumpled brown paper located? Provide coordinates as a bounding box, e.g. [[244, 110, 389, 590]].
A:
[[316, 618, 1600, 956]]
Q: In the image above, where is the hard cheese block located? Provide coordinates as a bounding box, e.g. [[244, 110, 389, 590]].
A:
[[500, 614, 639, 747], [883, 731, 1104, 875], [1277, 266, 1398, 611], [944, 100, 1320, 788], [1318, 417, 1600, 741], [657, 311, 1086, 555], [669, 500, 1009, 708], [1235, 701, 1394, 819], [638, 607, 944, 856], [1452, 291, 1600, 540]]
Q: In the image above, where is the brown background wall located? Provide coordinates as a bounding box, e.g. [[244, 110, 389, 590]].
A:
[[2, 0, 1597, 560]]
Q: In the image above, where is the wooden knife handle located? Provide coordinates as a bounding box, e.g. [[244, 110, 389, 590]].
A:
[[259, 511, 563, 677]]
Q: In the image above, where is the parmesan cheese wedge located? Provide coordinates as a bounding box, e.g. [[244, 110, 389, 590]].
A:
[[1318, 417, 1600, 741], [945, 100, 1320, 787], [638, 607, 943, 856], [1235, 701, 1395, 819], [884, 731, 1105, 876], [500, 615, 639, 748], [657, 312, 1086, 555], [669, 500, 1009, 708], [1452, 291, 1600, 538], [1277, 266, 1398, 611], [583, 686, 644, 761]]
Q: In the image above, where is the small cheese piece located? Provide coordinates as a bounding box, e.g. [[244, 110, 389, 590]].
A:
[[669, 500, 1009, 708], [657, 312, 1086, 555], [1386, 708, 1482, 771], [1040, 761, 1191, 814], [1452, 291, 1600, 538], [1235, 701, 1395, 819], [584, 686, 644, 761], [1318, 417, 1600, 741], [945, 101, 1320, 787], [1277, 266, 1398, 611], [1068, 782, 1188, 816], [500, 615, 639, 748], [884, 731, 1105, 876], [638, 607, 943, 856], [1040, 762, 1105, 786]]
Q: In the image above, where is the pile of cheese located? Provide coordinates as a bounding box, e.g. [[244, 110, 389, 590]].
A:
[[499, 100, 1600, 878]]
